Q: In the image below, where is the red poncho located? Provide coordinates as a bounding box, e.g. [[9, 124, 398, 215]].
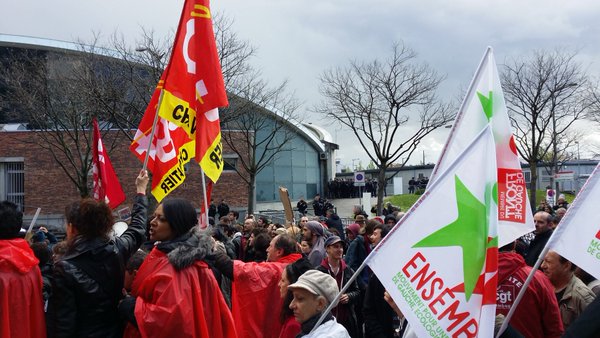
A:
[[0, 238, 46, 338], [231, 253, 302, 338], [124, 247, 237, 338]]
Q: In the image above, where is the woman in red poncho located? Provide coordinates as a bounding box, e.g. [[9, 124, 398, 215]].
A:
[[119, 198, 237, 338]]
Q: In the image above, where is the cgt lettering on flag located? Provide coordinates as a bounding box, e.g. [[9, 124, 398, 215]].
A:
[[498, 168, 526, 223]]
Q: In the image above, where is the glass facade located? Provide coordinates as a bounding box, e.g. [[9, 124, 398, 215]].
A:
[[255, 126, 320, 202]]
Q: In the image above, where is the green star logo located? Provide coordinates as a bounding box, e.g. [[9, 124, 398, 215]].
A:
[[412, 175, 490, 301], [477, 91, 493, 122]]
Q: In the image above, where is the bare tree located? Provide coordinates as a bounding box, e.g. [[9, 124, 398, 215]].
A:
[[316, 42, 454, 214], [221, 75, 300, 214], [0, 38, 131, 196], [501, 49, 591, 207]]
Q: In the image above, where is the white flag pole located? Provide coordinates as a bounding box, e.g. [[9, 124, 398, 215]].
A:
[[25, 207, 42, 239], [200, 167, 210, 229], [497, 160, 599, 337], [142, 89, 165, 172], [311, 126, 494, 333]]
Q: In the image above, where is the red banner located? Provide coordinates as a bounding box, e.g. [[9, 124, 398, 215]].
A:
[[159, 0, 228, 183], [92, 118, 126, 209], [129, 76, 195, 202]]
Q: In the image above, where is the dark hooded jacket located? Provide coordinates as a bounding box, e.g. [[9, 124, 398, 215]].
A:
[[317, 257, 360, 337], [326, 213, 345, 241], [121, 229, 236, 338], [46, 194, 147, 338]]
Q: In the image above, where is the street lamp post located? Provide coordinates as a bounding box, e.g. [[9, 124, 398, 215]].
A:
[[576, 141, 581, 192], [352, 158, 359, 171]]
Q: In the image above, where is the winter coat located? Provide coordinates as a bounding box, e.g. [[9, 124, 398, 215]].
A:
[[317, 258, 360, 337], [564, 295, 600, 338], [46, 194, 147, 338], [363, 274, 395, 338], [0, 238, 46, 338], [345, 235, 370, 287], [122, 229, 237, 338], [298, 314, 350, 338], [558, 275, 596, 329], [279, 315, 301, 338], [496, 252, 563, 338], [525, 230, 552, 266], [326, 214, 345, 241]]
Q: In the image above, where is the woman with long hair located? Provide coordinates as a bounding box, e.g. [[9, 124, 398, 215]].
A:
[[278, 258, 313, 338], [119, 197, 236, 338], [46, 170, 149, 338]]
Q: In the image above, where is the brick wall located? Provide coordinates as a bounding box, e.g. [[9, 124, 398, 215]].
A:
[[0, 129, 249, 217]]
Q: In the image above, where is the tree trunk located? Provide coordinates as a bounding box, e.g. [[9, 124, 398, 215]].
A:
[[376, 164, 387, 215], [529, 161, 538, 210], [247, 173, 256, 215]]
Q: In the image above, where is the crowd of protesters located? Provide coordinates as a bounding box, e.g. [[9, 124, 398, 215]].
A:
[[2, 177, 600, 338], [326, 179, 378, 199]]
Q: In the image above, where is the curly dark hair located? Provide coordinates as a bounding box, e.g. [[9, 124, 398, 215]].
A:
[[65, 198, 113, 240], [0, 200, 23, 239]]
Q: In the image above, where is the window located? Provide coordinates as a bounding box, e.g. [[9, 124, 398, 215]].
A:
[[0, 159, 25, 210], [523, 171, 531, 183], [223, 155, 238, 172]]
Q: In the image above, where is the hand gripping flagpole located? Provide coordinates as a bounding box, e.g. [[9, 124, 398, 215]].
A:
[[496, 163, 597, 337], [142, 89, 165, 172], [311, 126, 495, 333]]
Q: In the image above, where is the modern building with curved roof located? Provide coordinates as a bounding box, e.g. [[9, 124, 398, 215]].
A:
[[0, 34, 337, 217]]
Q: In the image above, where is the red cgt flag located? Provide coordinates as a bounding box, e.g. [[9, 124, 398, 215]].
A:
[[130, 72, 196, 202], [92, 118, 126, 209], [157, 0, 228, 183]]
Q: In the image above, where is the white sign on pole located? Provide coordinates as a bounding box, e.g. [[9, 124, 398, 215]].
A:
[[354, 171, 366, 187], [554, 171, 575, 182], [393, 177, 403, 195]]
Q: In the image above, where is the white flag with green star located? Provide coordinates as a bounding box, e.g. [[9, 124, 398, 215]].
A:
[[368, 126, 498, 338], [550, 161, 600, 281], [430, 47, 534, 247]]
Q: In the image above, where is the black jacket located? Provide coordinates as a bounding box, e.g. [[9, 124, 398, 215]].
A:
[[525, 229, 552, 267], [326, 214, 345, 241], [46, 194, 147, 338], [363, 274, 395, 338]]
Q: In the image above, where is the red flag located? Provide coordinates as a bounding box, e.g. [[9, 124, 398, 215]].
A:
[[92, 118, 126, 209], [157, 0, 228, 183], [130, 74, 196, 202]]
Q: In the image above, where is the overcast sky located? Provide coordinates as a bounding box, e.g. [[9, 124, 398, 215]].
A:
[[2, 0, 600, 168]]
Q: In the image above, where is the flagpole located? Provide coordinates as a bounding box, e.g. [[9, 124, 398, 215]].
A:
[[24, 207, 42, 241], [200, 167, 210, 228], [142, 89, 165, 171], [496, 160, 598, 337], [312, 126, 495, 334]]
